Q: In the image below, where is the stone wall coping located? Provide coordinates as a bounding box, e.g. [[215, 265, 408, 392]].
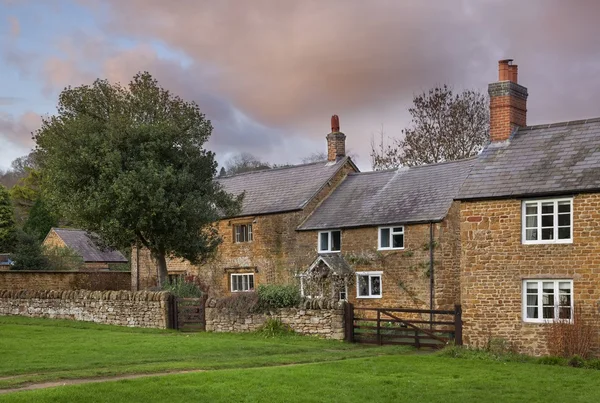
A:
[[0, 289, 170, 301], [0, 271, 131, 274], [207, 297, 345, 312]]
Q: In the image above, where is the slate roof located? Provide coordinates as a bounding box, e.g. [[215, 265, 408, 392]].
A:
[[217, 157, 354, 217], [51, 228, 128, 263], [299, 158, 474, 230], [458, 118, 600, 200], [306, 254, 353, 276]]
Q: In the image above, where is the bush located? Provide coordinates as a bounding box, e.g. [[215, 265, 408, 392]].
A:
[[255, 318, 295, 338], [44, 246, 84, 271], [546, 305, 598, 359], [10, 231, 48, 270], [215, 292, 260, 316], [568, 355, 586, 368], [162, 275, 204, 298], [256, 284, 301, 309]]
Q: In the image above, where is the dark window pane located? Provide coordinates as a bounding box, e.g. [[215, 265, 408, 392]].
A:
[[320, 233, 329, 251], [543, 307, 555, 319], [558, 201, 571, 213], [541, 215, 554, 227], [541, 202, 554, 214], [559, 307, 571, 319], [392, 234, 404, 248], [249, 275, 254, 290], [558, 214, 570, 226], [541, 228, 554, 240], [380, 228, 390, 248], [526, 229, 537, 240], [371, 276, 381, 296], [331, 231, 341, 251], [392, 227, 403, 233], [525, 204, 537, 215], [358, 276, 369, 296], [558, 227, 571, 239], [527, 307, 538, 319]]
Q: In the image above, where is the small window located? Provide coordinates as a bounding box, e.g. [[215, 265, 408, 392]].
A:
[[378, 226, 404, 250], [234, 224, 253, 243], [231, 273, 255, 292], [356, 271, 382, 299], [523, 279, 573, 323], [318, 230, 341, 253], [522, 198, 572, 244]]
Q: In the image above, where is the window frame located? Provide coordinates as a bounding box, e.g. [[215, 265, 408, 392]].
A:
[[521, 198, 573, 245], [355, 271, 383, 299], [230, 273, 255, 292], [318, 230, 341, 253], [233, 223, 253, 243], [378, 226, 405, 250], [522, 279, 574, 323]]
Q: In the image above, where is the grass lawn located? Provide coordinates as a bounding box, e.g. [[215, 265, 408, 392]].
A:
[[0, 316, 408, 389], [2, 317, 600, 402]]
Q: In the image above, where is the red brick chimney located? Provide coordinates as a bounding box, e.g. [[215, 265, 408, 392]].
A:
[[488, 59, 528, 142], [326, 115, 346, 161]]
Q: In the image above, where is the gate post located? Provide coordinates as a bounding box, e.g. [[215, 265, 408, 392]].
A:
[[344, 302, 354, 342], [454, 304, 463, 346]]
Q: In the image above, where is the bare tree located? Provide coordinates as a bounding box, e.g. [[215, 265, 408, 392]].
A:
[[223, 152, 271, 175], [371, 85, 489, 170], [301, 152, 327, 164]]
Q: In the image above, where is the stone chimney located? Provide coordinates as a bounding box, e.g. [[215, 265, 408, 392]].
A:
[[326, 115, 346, 161], [488, 59, 528, 142]]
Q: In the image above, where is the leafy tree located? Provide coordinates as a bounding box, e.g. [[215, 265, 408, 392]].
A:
[[34, 72, 242, 286], [371, 85, 489, 169], [10, 231, 48, 270], [0, 185, 16, 252], [0, 153, 39, 189], [43, 245, 84, 271], [9, 167, 43, 225], [23, 198, 59, 242], [224, 152, 272, 175]]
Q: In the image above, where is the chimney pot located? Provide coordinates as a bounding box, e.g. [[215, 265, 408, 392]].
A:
[[331, 115, 340, 132], [508, 65, 518, 83]]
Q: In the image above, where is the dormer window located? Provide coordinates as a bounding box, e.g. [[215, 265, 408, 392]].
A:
[[522, 198, 572, 244], [234, 223, 253, 243], [318, 230, 341, 253]]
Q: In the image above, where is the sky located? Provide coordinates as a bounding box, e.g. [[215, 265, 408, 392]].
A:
[[2, 0, 600, 171]]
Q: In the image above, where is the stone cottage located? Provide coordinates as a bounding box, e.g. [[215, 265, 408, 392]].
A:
[[43, 228, 128, 271], [132, 117, 359, 292], [457, 59, 600, 355]]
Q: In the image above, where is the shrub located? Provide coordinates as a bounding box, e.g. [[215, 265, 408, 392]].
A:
[[162, 275, 204, 298], [44, 246, 84, 271], [215, 292, 260, 316], [256, 284, 301, 309], [10, 231, 48, 270], [568, 355, 586, 368], [546, 305, 598, 359], [255, 318, 295, 338]]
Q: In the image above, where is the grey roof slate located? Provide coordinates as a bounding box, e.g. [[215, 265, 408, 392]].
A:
[[299, 158, 474, 230], [217, 157, 352, 217], [458, 118, 600, 200], [52, 228, 128, 263]]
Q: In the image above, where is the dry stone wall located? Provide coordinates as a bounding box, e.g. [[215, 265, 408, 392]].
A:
[[0, 289, 170, 328], [205, 298, 345, 340]]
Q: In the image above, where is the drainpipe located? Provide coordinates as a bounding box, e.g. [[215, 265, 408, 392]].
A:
[[429, 222, 434, 328]]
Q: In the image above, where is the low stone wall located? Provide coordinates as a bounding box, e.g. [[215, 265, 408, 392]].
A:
[[0, 271, 131, 291], [205, 298, 346, 340], [0, 289, 170, 328]]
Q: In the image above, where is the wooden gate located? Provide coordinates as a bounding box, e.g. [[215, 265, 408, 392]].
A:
[[344, 304, 462, 348], [168, 295, 206, 332]]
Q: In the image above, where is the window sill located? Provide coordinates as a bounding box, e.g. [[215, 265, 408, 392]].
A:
[[318, 250, 341, 254], [523, 319, 573, 324], [356, 295, 382, 299], [377, 247, 405, 251], [522, 240, 573, 245], [231, 290, 255, 293]]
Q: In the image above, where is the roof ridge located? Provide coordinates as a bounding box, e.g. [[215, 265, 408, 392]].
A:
[[218, 159, 336, 179], [518, 116, 600, 131]]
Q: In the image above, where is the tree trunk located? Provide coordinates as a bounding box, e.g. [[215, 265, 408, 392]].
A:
[[151, 250, 168, 289]]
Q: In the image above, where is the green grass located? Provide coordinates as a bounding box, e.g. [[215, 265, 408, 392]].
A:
[[0, 316, 408, 389], [2, 355, 600, 402]]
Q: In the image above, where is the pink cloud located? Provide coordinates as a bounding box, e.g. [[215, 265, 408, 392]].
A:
[[0, 111, 41, 149]]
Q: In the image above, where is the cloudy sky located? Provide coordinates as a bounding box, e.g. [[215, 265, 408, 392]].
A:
[[1, 0, 600, 171]]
